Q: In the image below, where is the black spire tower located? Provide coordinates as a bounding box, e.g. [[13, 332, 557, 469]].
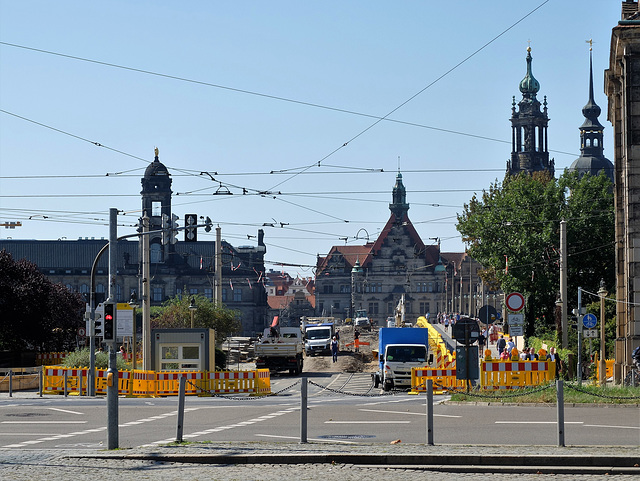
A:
[[569, 45, 613, 181]]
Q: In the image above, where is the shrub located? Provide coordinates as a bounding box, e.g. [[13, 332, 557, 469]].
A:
[[63, 348, 130, 371]]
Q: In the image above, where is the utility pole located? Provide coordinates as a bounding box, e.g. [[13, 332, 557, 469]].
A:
[[107, 208, 119, 449], [215, 225, 222, 304], [560, 220, 568, 349], [142, 214, 151, 371], [577, 287, 583, 385]]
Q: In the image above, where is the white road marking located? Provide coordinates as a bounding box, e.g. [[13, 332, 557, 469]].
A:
[[495, 421, 584, 424], [583, 424, 640, 429], [325, 420, 411, 424], [1, 421, 87, 424], [359, 408, 462, 418], [48, 407, 83, 415]]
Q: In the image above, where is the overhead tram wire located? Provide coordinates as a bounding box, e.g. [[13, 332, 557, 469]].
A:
[[265, 0, 552, 192]]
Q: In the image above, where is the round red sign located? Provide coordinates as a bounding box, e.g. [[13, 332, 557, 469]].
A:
[[506, 292, 525, 312]]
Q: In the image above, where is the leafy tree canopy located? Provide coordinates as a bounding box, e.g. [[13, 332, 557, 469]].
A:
[[150, 292, 241, 342], [0, 249, 84, 351], [456, 171, 614, 339]]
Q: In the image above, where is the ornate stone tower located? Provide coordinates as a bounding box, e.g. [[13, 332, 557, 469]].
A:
[[389, 171, 409, 221], [506, 47, 555, 177], [569, 46, 613, 181], [140, 148, 174, 263]]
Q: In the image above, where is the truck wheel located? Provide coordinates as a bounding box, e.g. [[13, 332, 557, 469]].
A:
[[383, 380, 392, 392]]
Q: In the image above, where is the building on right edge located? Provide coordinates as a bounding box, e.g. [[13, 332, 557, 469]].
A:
[[605, 0, 640, 383]]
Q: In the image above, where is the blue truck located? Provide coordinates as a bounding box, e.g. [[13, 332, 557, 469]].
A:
[[373, 327, 434, 391]]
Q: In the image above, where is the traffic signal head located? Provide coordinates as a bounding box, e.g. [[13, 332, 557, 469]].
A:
[[185, 214, 198, 242], [103, 302, 116, 341]]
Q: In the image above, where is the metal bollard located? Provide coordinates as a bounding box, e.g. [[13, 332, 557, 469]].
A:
[[39, 368, 43, 397], [300, 377, 308, 444], [79, 370, 83, 396], [8, 370, 13, 398], [556, 380, 565, 447], [64, 369, 68, 398], [176, 376, 186, 443], [426, 379, 434, 445]]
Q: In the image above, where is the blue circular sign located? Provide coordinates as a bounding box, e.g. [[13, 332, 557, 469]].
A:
[[583, 313, 597, 329]]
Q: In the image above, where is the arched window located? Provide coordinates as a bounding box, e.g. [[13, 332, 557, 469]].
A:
[[80, 284, 89, 294], [150, 243, 163, 263], [96, 283, 106, 294]]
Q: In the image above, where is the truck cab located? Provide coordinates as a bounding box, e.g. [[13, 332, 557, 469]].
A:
[[304, 323, 335, 356], [373, 327, 435, 391]]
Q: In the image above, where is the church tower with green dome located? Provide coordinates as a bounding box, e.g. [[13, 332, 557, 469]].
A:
[[506, 47, 555, 177]]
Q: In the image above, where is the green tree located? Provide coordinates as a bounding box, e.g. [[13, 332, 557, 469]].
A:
[[0, 249, 84, 351], [456, 171, 614, 340], [150, 293, 241, 341]]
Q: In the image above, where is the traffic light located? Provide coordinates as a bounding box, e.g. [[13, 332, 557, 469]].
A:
[[162, 214, 170, 245], [170, 214, 179, 244], [204, 216, 212, 232], [103, 302, 116, 342], [185, 214, 197, 242], [162, 213, 179, 245], [94, 314, 103, 337]]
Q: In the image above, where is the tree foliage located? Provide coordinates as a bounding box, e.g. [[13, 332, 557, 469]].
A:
[[150, 293, 241, 341], [456, 171, 614, 339], [0, 249, 85, 351]]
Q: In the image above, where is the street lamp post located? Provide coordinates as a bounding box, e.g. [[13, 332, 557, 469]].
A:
[[598, 280, 608, 386], [128, 291, 140, 371], [189, 297, 198, 328]]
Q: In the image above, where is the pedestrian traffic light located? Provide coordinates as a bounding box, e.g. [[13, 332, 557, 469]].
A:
[[103, 302, 116, 342]]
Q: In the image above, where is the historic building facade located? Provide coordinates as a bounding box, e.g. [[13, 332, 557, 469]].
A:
[[314, 172, 488, 325], [506, 47, 555, 177], [606, 0, 640, 382], [0, 151, 269, 337]]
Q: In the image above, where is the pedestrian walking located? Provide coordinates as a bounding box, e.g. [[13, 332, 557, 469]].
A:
[[331, 336, 338, 363]]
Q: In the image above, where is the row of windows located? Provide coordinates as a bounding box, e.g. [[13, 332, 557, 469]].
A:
[[317, 301, 438, 318], [323, 282, 441, 294], [65, 284, 244, 303]]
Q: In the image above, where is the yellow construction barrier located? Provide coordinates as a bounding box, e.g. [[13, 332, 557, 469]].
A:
[[594, 355, 615, 381], [36, 352, 68, 366], [43, 366, 272, 396], [416, 317, 455, 368], [412, 367, 467, 393], [480, 360, 555, 389]]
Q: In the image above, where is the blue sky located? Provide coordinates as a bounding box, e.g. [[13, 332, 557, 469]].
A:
[[0, 1, 621, 277]]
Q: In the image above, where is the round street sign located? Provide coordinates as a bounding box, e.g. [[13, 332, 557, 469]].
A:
[[452, 317, 480, 345], [506, 292, 525, 312], [582, 313, 597, 329], [77, 327, 86, 337]]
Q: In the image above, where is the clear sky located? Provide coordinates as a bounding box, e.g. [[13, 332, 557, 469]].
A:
[[0, 1, 621, 278]]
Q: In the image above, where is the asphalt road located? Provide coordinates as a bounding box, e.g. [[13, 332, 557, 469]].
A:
[[1, 375, 638, 450]]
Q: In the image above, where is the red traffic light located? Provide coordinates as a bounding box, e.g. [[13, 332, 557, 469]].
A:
[[105, 314, 113, 320]]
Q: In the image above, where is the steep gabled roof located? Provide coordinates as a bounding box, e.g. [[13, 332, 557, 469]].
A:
[[316, 243, 374, 272]]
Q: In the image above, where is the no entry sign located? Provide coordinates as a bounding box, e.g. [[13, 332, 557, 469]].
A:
[[506, 292, 525, 312]]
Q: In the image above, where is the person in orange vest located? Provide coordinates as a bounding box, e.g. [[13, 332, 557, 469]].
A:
[[354, 328, 360, 352]]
